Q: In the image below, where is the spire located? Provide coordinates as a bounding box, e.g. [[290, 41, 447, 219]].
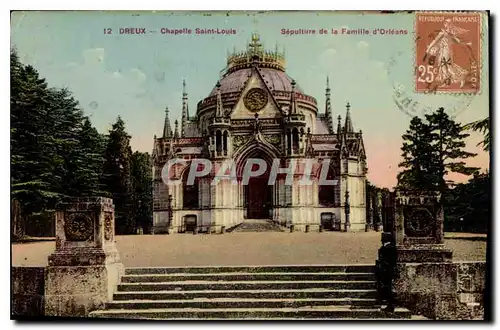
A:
[[181, 79, 189, 137], [344, 102, 354, 133], [337, 115, 342, 137], [249, 33, 263, 54], [162, 106, 172, 138], [290, 79, 297, 114], [215, 81, 224, 118], [325, 76, 333, 133], [174, 120, 179, 139]]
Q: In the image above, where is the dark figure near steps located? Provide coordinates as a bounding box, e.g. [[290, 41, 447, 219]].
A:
[[376, 232, 397, 312]]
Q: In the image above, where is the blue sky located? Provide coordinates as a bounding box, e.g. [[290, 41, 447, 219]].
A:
[[10, 11, 489, 187]]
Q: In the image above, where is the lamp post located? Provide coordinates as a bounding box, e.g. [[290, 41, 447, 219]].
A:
[[376, 192, 383, 232], [366, 194, 374, 232], [344, 190, 350, 232], [167, 194, 173, 234]]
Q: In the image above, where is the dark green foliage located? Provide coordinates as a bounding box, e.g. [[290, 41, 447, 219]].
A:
[[464, 117, 490, 152], [426, 108, 479, 192], [131, 152, 153, 233], [101, 121, 153, 235], [11, 49, 152, 238], [444, 172, 490, 233], [11, 49, 58, 215], [396, 107, 488, 233], [11, 49, 106, 237], [397, 108, 479, 194], [102, 117, 135, 235], [397, 116, 436, 191], [65, 118, 107, 197]]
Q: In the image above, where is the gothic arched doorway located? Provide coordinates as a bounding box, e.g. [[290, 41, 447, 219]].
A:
[[236, 147, 275, 220], [244, 170, 272, 219]]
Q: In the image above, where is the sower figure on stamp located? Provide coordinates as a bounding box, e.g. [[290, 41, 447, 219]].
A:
[[376, 232, 397, 312], [423, 18, 471, 88]]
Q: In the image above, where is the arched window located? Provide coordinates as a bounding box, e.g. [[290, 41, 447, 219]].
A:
[[215, 130, 222, 154], [223, 131, 228, 155], [183, 168, 199, 209], [286, 129, 292, 153], [319, 165, 336, 207], [292, 128, 299, 152]]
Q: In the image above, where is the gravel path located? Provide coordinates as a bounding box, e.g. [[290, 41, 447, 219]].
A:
[[12, 232, 487, 267]]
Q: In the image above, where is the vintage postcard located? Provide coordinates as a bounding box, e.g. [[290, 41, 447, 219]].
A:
[[10, 10, 490, 321]]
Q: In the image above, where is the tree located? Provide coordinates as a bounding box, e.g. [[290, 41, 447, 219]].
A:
[[444, 172, 490, 233], [463, 117, 490, 152], [11, 49, 108, 238], [397, 108, 479, 195], [11, 49, 155, 238], [102, 117, 134, 234], [43, 87, 86, 199], [64, 117, 107, 197], [131, 152, 153, 233], [397, 116, 437, 191], [426, 108, 479, 194], [11, 50, 63, 238]]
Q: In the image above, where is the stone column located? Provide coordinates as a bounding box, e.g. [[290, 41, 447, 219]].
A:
[[393, 190, 452, 262], [45, 197, 124, 317], [392, 190, 456, 319]]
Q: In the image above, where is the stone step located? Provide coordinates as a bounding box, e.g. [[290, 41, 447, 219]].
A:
[[230, 219, 285, 233], [107, 298, 379, 309], [120, 272, 376, 283], [90, 307, 412, 319], [117, 280, 376, 292], [89, 264, 407, 320], [113, 289, 378, 300], [125, 265, 376, 275]]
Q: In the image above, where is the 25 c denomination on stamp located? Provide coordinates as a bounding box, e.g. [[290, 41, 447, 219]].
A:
[[415, 12, 482, 94]]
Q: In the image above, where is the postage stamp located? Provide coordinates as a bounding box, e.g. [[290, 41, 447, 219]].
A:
[[415, 12, 482, 94]]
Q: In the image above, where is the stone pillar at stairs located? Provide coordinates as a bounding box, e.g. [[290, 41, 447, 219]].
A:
[[392, 190, 456, 319], [44, 197, 124, 317], [393, 190, 451, 262]]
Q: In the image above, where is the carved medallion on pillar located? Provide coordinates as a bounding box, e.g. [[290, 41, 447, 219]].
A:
[[394, 190, 452, 263]]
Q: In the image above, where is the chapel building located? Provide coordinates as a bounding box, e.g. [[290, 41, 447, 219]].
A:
[[152, 33, 367, 234]]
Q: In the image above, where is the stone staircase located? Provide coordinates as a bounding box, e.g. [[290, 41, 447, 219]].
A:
[[89, 265, 412, 320], [229, 219, 285, 232]]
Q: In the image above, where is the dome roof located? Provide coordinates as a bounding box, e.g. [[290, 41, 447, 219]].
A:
[[209, 67, 303, 97]]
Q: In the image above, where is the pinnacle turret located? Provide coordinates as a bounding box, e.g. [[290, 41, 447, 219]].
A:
[[290, 79, 297, 115], [162, 107, 172, 138], [181, 79, 189, 137], [174, 119, 179, 139], [337, 115, 342, 137], [215, 81, 224, 118], [325, 76, 334, 134], [344, 102, 354, 133]]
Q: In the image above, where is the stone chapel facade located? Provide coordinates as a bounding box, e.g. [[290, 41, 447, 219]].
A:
[[152, 33, 367, 234]]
